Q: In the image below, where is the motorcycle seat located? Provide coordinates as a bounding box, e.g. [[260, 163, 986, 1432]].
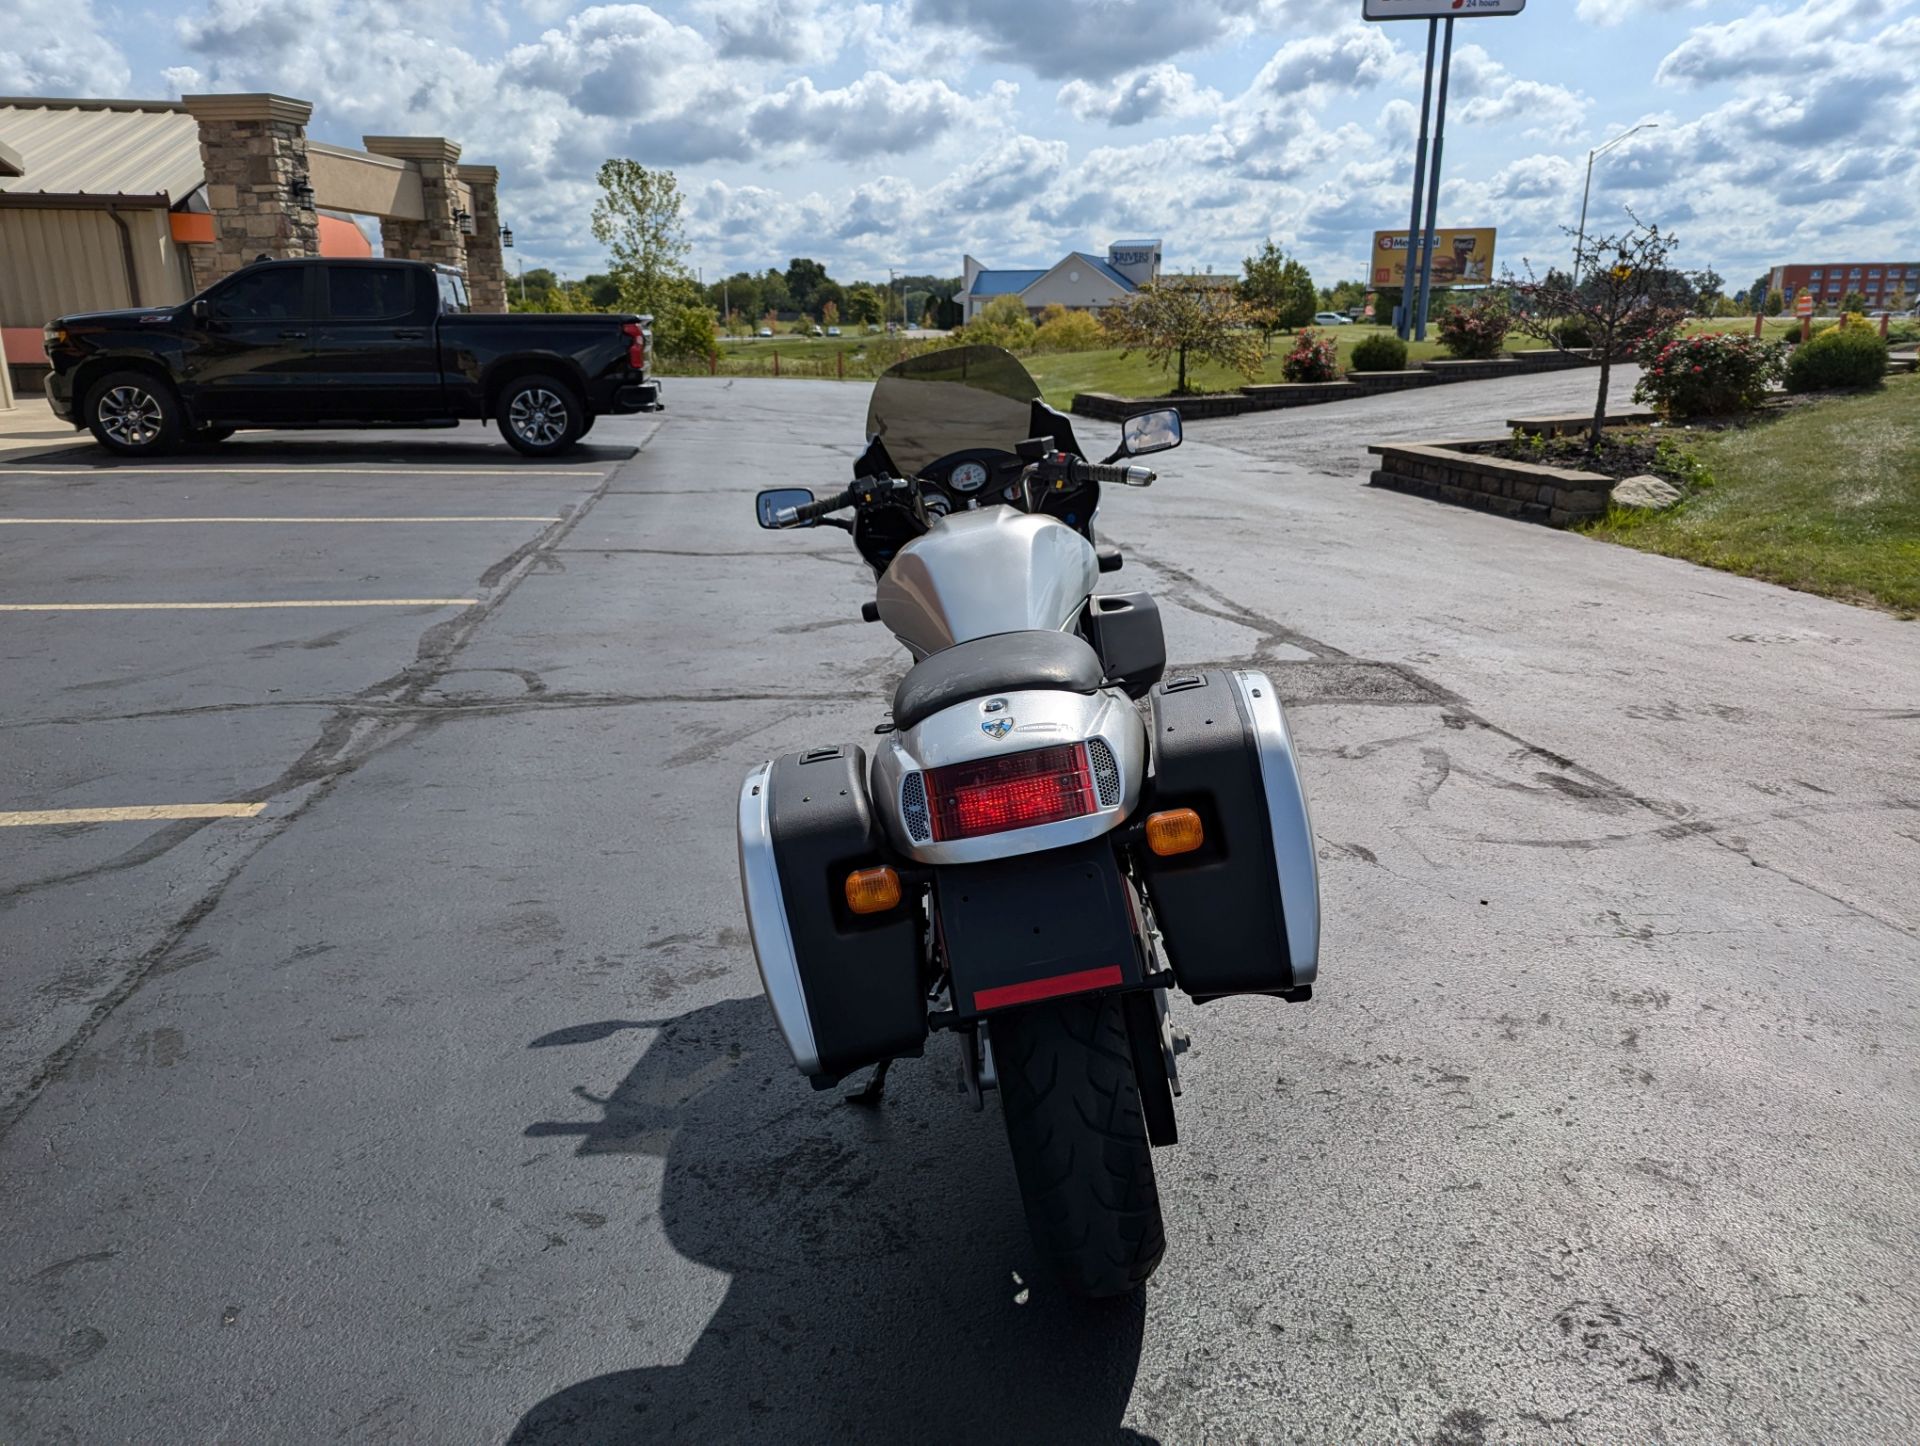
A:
[[892, 630, 1105, 731]]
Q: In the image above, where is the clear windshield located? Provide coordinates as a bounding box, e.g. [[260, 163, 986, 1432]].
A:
[[864, 345, 1042, 477]]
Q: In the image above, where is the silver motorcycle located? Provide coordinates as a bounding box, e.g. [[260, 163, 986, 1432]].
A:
[[739, 345, 1320, 1297]]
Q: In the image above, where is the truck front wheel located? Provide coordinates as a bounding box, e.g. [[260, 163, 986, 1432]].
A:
[[86, 371, 182, 456], [496, 375, 584, 457]]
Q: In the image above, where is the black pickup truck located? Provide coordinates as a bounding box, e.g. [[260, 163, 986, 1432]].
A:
[[42, 257, 661, 457]]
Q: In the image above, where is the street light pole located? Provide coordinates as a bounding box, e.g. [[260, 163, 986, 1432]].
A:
[[1573, 122, 1659, 286]]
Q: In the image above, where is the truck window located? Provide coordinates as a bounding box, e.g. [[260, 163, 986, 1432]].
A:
[[327, 265, 416, 321], [209, 267, 306, 321], [437, 272, 471, 314]]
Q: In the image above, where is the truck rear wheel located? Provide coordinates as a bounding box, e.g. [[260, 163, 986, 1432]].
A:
[[994, 992, 1166, 1299], [496, 375, 584, 457], [86, 370, 182, 456]]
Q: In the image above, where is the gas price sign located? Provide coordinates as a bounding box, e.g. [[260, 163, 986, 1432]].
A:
[[1363, 0, 1526, 19]]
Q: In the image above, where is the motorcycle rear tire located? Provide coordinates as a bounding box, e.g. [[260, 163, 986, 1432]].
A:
[[994, 992, 1166, 1299]]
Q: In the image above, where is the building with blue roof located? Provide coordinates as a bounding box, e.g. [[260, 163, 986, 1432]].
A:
[[958, 240, 1162, 321]]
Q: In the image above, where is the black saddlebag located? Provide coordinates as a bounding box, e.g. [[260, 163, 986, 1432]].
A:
[[739, 745, 926, 1086], [1139, 670, 1320, 1000]]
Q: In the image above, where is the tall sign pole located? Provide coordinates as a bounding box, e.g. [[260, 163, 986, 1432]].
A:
[[1364, 1, 1526, 338], [1412, 16, 1456, 341], [1397, 19, 1439, 341]]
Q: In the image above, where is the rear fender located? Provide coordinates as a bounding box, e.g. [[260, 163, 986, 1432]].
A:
[[936, 839, 1144, 1020]]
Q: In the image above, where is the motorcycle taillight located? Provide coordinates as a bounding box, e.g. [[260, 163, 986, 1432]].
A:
[[927, 744, 1098, 841]]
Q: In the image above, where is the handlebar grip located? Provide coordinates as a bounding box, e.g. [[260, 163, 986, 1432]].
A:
[[1074, 461, 1156, 487], [784, 487, 857, 525]]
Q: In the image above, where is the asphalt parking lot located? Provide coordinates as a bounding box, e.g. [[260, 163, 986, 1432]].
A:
[[3, 377, 1917, 1443]]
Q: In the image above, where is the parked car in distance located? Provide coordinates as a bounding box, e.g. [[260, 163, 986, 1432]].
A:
[[1313, 312, 1351, 326], [42, 257, 660, 457], [757, 327, 773, 337], [826, 326, 842, 337]]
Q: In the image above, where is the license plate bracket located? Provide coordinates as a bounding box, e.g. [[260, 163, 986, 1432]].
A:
[[937, 840, 1141, 1018]]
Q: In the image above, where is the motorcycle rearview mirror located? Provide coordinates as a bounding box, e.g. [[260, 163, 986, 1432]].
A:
[[1116, 408, 1182, 461], [756, 487, 816, 529]]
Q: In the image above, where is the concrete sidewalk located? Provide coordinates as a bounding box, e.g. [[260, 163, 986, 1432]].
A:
[[0, 395, 88, 460]]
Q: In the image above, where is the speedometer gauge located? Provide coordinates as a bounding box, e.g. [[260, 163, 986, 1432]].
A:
[[950, 461, 989, 492]]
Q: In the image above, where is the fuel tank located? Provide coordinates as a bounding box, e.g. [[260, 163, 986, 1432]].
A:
[[875, 508, 1098, 658]]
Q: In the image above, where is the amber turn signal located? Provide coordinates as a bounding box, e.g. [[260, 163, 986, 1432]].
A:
[[1145, 808, 1205, 857], [844, 866, 903, 915]]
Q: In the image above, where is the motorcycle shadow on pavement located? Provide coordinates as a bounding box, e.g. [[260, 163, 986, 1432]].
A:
[[509, 997, 1156, 1446]]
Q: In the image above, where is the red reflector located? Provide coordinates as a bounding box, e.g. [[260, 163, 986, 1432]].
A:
[[973, 965, 1124, 1013], [927, 744, 1097, 841]]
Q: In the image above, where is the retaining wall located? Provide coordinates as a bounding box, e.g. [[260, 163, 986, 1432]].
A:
[[1072, 350, 1595, 421], [1366, 442, 1614, 526]]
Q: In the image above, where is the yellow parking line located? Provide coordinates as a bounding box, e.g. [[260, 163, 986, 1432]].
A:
[[0, 467, 605, 478], [0, 516, 558, 525], [0, 802, 266, 827], [0, 599, 476, 612]]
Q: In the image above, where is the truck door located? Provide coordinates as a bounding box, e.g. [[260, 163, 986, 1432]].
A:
[[308, 263, 444, 418], [183, 264, 316, 422]]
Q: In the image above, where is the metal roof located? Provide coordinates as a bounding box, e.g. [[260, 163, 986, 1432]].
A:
[[1068, 253, 1136, 290], [968, 268, 1048, 297], [1110, 239, 1161, 249], [0, 99, 203, 203]]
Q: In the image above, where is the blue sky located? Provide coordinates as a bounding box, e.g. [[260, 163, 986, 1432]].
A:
[[4, 0, 1916, 291]]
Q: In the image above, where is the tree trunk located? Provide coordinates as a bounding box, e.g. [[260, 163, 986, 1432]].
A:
[[1177, 344, 1188, 395], [1589, 355, 1612, 452]]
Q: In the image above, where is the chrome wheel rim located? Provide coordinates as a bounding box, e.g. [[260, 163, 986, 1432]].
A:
[[509, 388, 568, 446], [99, 385, 164, 447]]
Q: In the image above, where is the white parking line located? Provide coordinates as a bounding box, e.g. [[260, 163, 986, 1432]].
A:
[[0, 599, 477, 612], [0, 516, 559, 525], [0, 803, 267, 827]]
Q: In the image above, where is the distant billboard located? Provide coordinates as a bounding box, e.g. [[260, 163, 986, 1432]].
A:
[[1371, 228, 1498, 288], [1363, 0, 1526, 18]]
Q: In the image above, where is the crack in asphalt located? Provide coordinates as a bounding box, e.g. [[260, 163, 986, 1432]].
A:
[[0, 433, 656, 1140]]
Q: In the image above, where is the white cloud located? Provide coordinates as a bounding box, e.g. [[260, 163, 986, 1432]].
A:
[[1655, 0, 1902, 86], [0, 0, 130, 93], [1576, 0, 1711, 25], [747, 73, 1016, 159], [694, 0, 848, 64], [1058, 65, 1221, 126], [1252, 25, 1405, 97]]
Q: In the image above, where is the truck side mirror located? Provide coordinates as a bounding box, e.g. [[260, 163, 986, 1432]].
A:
[[191, 300, 210, 321]]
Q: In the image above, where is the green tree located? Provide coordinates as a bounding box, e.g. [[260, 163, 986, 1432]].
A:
[[1840, 290, 1866, 313], [820, 299, 840, 327], [1748, 275, 1771, 313], [843, 283, 883, 325], [957, 293, 1036, 351], [1106, 280, 1266, 394], [590, 160, 696, 319], [1766, 288, 1785, 316], [760, 269, 794, 316], [1696, 267, 1725, 312], [658, 305, 719, 362], [1506, 216, 1701, 451], [785, 258, 831, 314], [1239, 240, 1288, 335]]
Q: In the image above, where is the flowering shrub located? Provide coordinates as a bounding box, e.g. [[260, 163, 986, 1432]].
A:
[[1632, 332, 1784, 417], [1435, 294, 1511, 359], [1280, 327, 1339, 382]]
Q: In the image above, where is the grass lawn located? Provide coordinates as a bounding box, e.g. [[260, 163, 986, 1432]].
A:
[[658, 325, 1560, 406], [1583, 374, 1920, 617]]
